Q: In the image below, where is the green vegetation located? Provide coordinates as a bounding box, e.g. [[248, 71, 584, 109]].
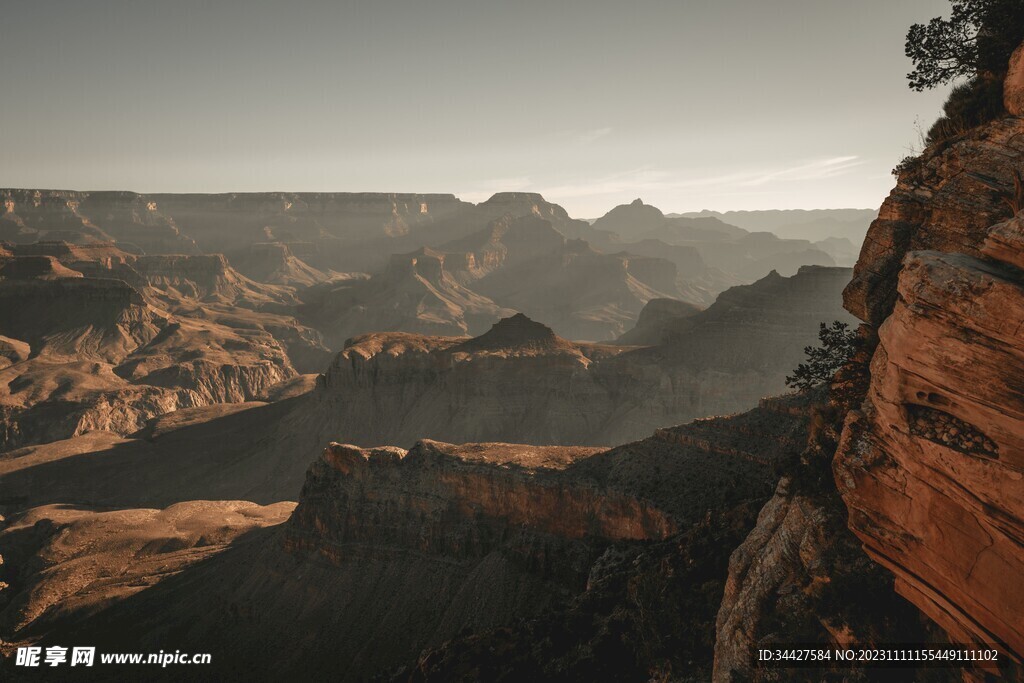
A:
[[905, 0, 1024, 90], [785, 321, 857, 393], [905, 0, 1024, 146]]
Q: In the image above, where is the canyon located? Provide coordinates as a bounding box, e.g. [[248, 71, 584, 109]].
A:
[[2, 72, 1023, 683]]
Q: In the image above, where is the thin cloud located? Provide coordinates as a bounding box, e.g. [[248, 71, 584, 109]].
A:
[[538, 157, 864, 199]]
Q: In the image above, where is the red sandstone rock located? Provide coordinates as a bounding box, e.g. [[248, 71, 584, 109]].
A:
[[1006, 44, 1024, 117], [835, 250, 1024, 667], [844, 117, 1024, 326]]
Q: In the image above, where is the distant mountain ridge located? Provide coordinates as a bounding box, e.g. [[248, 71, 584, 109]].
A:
[[675, 208, 877, 244], [2, 189, 862, 346]]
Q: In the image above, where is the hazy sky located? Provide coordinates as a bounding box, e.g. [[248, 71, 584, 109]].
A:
[[1, 0, 953, 216]]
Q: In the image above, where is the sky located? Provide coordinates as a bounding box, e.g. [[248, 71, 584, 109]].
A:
[[0, 0, 954, 217]]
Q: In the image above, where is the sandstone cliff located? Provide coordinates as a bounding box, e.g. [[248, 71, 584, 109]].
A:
[[709, 105, 1024, 680], [835, 244, 1024, 671], [844, 116, 1024, 325], [828, 103, 1024, 678]]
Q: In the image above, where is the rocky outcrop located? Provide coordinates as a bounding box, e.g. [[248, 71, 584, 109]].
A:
[[826, 103, 1024, 680], [844, 116, 1024, 325], [713, 480, 830, 681], [300, 247, 513, 348], [0, 272, 164, 362], [616, 297, 702, 345], [225, 242, 332, 287], [365, 399, 808, 681], [834, 246, 1024, 669], [284, 440, 676, 570], [1006, 44, 1024, 117]]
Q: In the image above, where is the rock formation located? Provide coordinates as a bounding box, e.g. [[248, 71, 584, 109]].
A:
[[0, 395, 804, 681], [844, 116, 1024, 325], [314, 268, 852, 448], [1006, 43, 1024, 117], [835, 243, 1024, 670], [616, 298, 702, 345], [224, 242, 333, 287], [300, 247, 513, 349], [682, 110, 1024, 681], [0, 257, 300, 451], [822, 103, 1024, 679]]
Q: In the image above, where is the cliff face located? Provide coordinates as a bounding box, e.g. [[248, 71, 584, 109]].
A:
[[835, 243, 1024, 665], [0, 189, 199, 254], [829, 107, 1024, 675], [284, 440, 676, 579], [844, 116, 1024, 325]]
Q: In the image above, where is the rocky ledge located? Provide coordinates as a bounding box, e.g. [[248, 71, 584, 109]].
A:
[[284, 439, 677, 579]]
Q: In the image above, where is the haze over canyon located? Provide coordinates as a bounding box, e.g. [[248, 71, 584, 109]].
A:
[[3, 1, 1024, 681]]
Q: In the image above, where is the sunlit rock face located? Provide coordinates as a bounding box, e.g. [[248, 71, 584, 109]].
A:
[[834, 104, 1024, 676], [1005, 43, 1024, 117], [835, 245, 1024, 668], [284, 440, 677, 568], [843, 116, 1024, 326]]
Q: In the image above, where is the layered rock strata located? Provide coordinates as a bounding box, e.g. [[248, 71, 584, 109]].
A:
[[835, 245, 1024, 669]]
